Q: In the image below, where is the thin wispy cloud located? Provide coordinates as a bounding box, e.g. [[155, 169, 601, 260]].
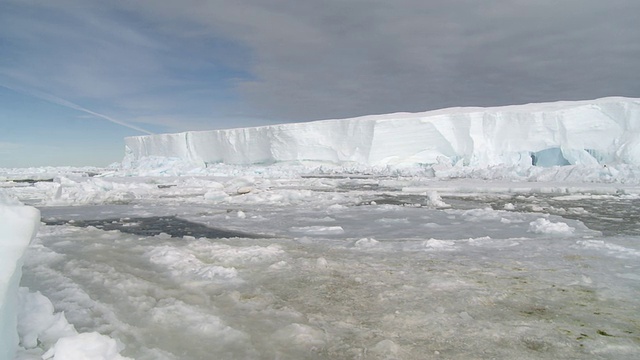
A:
[[0, 141, 23, 152], [0, 84, 154, 135]]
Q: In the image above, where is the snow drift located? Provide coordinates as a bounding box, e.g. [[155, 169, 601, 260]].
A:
[[124, 97, 640, 168]]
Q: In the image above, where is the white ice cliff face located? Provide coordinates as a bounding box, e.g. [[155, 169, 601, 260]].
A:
[[0, 194, 40, 360], [124, 97, 640, 168]]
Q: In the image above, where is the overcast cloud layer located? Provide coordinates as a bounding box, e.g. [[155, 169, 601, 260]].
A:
[[2, 0, 640, 132]]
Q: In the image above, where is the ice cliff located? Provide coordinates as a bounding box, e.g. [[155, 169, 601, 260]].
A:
[[124, 97, 640, 168]]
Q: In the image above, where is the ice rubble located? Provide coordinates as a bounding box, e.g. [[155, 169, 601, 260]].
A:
[[0, 192, 131, 359], [16, 288, 131, 360], [125, 97, 640, 168]]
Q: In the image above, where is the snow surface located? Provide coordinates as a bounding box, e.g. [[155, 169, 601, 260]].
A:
[[1, 163, 638, 359], [125, 97, 640, 168]]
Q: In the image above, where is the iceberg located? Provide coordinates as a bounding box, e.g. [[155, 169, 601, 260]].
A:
[[0, 192, 40, 360], [124, 97, 640, 168]]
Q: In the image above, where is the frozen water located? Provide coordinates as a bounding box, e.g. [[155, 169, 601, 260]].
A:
[[43, 216, 266, 239], [0, 191, 40, 360], [125, 97, 640, 168], [2, 97, 640, 358], [3, 170, 638, 359]]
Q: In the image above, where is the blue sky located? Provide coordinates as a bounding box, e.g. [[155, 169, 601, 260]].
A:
[[1, 0, 639, 167]]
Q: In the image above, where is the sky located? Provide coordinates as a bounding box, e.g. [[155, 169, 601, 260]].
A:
[[1, 0, 639, 167]]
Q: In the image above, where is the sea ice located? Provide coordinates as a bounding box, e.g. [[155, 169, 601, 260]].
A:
[[42, 332, 131, 360], [3, 97, 640, 359], [528, 218, 575, 235], [0, 191, 40, 360]]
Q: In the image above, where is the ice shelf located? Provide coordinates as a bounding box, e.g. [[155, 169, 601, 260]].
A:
[[124, 97, 640, 168]]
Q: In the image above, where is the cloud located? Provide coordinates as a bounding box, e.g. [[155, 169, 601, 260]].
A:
[[240, 0, 640, 119], [1, 0, 253, 131], [112, 0, 640, 120], [2, 0, 639, 128], [0, 84, 154, 135], [1, 3, 163, 99], [0, 141, 23, 152]]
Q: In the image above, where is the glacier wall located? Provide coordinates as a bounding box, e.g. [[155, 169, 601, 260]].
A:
[[125, 97, 640, 168], [0, 193, 40, 360]]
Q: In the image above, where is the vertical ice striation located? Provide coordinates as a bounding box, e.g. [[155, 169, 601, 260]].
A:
[[125, 97, 640, 168], [0, 192, 40, 360]]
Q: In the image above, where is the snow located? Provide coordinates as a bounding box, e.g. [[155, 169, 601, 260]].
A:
[[0, 192, 39, 360], [3, 168, 636, 359], [42, 332, 130, 360], [528, 218, 575, 235], [146, 246, 240, 281], [16, 288, 76, 349], [0, 193, 132, 359], [2, 97, 640, 358], [290, 226, 345, 235], [17, 288, 130, 360], [125, 97, 640, 168]]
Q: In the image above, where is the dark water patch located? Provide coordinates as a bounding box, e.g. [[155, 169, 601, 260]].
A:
[[356, 192, 640, 235], [358, 194, 433, 207], [301, 174, 376, 179], [597, 330, 614, 337], [157, 184, 177, 189], [4, 178, 54, 184], [450, 195, 640, 236], [336, 182, 399, 193], [43, 216, 267, 239]]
